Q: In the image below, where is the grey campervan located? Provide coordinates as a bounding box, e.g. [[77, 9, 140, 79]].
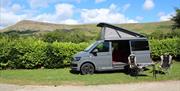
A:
[[71, 23, 153, 75]]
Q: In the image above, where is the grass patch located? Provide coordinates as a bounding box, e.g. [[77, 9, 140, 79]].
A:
[[0, 61, 180, 85]]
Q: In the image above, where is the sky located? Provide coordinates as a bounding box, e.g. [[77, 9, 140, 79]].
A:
[[0, 0, 180, 29]]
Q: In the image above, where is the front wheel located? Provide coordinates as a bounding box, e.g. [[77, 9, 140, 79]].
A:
[[80, 63, 94, 75]]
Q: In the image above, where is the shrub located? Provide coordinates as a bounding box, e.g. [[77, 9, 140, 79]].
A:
[[149, 38, 180, 60], [50, 42, 88, 67], [172, 8, 180, 29], [15, 38, 47, 69], [0, 35, 179, 69], [0, 37, 88, 69], [0, 37, 13, 69]]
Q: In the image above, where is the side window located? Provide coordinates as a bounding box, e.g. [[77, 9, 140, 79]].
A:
[[95, 42, 109, 52], [131, 40, 149, 51]]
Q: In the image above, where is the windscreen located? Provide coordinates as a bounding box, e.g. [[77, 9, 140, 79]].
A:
[[84, 42, 97, 52]]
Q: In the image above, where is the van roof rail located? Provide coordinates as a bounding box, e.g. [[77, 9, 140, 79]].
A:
[[97, 22, 145, 38]]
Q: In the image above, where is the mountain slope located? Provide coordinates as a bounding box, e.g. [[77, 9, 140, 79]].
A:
[[1, 20, 174, 34]]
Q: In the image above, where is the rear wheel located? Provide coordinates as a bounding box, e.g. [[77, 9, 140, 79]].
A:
[[80, 63, 94, 75]]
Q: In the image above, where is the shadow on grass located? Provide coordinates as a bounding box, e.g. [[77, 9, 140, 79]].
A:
[[154, 70, 166, 75], [69, 68, 150, 77], [95, 69, 127, 74], [69, 70, 80, 74], [69, 69, 128, 75]]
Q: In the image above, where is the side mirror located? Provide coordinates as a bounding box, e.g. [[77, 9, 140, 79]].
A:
[[92, 49, 98, 53], [92, 49, 98, 56]]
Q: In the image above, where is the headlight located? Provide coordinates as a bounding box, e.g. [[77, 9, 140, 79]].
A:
[[74, 57, 81, 61]]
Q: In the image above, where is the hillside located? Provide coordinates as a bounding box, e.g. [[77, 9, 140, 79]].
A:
[[0, 20, 99, 33], [117, 21, 174, 34], [0, 20, 174, 34]]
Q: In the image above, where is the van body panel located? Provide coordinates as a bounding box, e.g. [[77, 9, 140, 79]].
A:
[[89, 41, 113, 70], [131, 51, 151, 64], [130, 39, 152, 65], [91, 52, 112, 70]]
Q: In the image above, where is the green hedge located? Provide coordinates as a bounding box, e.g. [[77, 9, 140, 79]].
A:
[[0, 37, 88, 69], [149, 38, 180, 59], [0, 37, 179, 69]]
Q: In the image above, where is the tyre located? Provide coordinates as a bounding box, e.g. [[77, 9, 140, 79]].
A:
[[80, 63, 94, 75]]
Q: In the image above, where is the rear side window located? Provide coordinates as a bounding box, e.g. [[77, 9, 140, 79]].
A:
[[131, 40, 149, 51]]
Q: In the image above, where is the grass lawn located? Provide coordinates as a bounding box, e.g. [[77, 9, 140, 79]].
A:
[[0, 61, 180, 85]]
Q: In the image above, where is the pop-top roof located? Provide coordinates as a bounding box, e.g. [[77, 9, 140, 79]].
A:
[[97, 23, 145, 40]]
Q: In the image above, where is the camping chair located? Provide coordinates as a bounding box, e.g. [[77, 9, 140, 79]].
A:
[[128, 54, 142, 77], [158, 54, 173, 74]]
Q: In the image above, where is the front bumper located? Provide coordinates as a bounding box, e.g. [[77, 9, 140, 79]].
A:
[[70, 61, 80, 71]]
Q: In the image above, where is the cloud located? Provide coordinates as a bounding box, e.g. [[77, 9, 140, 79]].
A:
[[0, 2, 138, 29], [157, 12, 165, 17], [143, 0, 154, 10], [122, 4, 131, 12], [0, 8, 27, 27], [55, 3, 74, 19], [76, 0, 81, 3], [28, 3, 76, 25], [158, 12, 174, 21], [11, 4, 22, 13], [95, 0, 106, 3], [0, 3, 77, 29], [28, 0, 48, 8], [31, 14, 78, 25], [31, 13, 57, 23], [32, 3, 75, 22], [109, 4, 117, 10], [60, 19, 79, 24], [159, 14, 172, 21], [0, 26, 4, 29], [0, 0, 11, 8], [80, 4, 138, 24], [28, 0, 58, 9]]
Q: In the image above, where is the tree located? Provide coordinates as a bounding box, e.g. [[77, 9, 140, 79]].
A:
[[172, 8, 180, 29]]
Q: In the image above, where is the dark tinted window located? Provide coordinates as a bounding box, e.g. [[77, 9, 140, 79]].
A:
[[95, 42, 109, 52], [131, 40, 149, 51]]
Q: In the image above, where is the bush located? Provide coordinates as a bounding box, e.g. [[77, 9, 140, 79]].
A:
[[0, 37, 14, 69], [0, 37, 88, 69], [148, 30, 166, 39], [0, 37, 47, 69], [149, 38, 180, 60], [172, 8, 180, 29], [44, 42, 88, 68], [15, 38, 47, 69], [0, 35, 179, 69]]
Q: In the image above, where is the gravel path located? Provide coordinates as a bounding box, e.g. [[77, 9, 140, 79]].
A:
[[0, 81, 180, 91]]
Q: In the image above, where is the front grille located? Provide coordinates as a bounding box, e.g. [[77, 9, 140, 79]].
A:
[[71, 64, 78, 67]]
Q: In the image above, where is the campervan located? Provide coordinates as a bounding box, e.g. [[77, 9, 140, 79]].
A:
[[71, 23, 153, 75]]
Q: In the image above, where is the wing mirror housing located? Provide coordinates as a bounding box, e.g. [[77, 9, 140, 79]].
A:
[[92, 49, 98, 56]]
